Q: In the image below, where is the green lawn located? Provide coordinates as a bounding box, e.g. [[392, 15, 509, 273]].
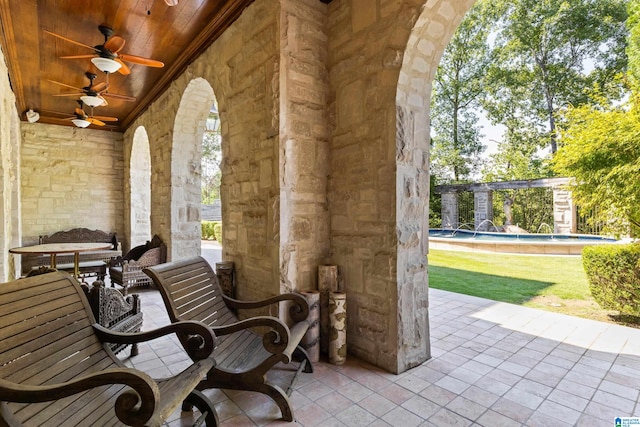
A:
[[428, 249, 593, 308]]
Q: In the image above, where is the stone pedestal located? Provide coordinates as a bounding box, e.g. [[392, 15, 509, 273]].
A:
[[300, 290, 320, 363], [318, 265, 339, 355], [329, 292, 347, 365], [215, 261, 235, 298]]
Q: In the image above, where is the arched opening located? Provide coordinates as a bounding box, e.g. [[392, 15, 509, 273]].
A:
[[130, 126, 152, 249], [171, 77, 216, 260], [392, 1, 476, 372], [201, 99, 223, 265]]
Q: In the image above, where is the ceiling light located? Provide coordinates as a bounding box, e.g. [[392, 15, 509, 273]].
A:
[[81, 95, 105, 107], [91, 57, 122, 74], [25, 109, 40, 123], [72, 119, 91, 128]]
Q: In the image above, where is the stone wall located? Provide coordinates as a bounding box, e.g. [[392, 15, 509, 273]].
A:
[[20, 123, 124, 248], [278, 0, 331, 298], [123, 0, 283, 301], [0, 45, 21, 282]]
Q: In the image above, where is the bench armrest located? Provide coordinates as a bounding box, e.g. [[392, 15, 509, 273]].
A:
[[212, 316, 290, 355], [0, 369, 159, 426], [222, 292, 310, 322], [93, 320, 216, 360]]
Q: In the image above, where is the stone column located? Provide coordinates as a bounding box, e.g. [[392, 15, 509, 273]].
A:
[[474, 186, 494, 231], [441, 192, 458, 229], [553, 188, 576, 234]]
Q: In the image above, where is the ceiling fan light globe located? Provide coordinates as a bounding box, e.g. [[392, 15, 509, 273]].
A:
[[91, 57, 122, 73], [71, 119, 91, 128], [80, 95, 104, 107]]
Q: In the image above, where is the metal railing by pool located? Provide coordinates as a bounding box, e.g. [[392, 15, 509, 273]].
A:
[[428, 228, 618, 255]]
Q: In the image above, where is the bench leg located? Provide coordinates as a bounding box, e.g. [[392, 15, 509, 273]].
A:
[[182, 389, 219, 427], [293, 345, 314, 373], [259, 382, 294, 422]]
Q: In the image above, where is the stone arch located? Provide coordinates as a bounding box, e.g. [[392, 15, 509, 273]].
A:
[[171, 77, 216, 260], [391, 0, 475, 372], [129, 126, 152, 248]]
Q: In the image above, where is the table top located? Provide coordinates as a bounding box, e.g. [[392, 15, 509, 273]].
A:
[[9, 242, 113, 255]]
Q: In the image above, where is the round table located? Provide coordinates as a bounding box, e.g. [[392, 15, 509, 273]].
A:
[[9, 242, 113, 278]]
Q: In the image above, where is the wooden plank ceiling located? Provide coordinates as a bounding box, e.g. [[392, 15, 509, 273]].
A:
[[0, 0, 254, 132]]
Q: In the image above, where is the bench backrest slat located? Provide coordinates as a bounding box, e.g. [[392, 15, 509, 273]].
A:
[[0, 272, 114, 387]]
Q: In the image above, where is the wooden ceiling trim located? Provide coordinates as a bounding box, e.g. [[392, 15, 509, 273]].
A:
[[120, 0, 255, 130], [0, 0, 25, 115]]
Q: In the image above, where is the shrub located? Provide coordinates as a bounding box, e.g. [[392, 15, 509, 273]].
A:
[[213, 222, 222, 243], [582, 243, 640, 315], [202, 221, 222, 242]]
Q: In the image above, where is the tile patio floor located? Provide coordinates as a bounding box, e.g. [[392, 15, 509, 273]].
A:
[[115, 284, 640, 426]]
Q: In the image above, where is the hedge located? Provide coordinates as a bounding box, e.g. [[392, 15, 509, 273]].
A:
[[582, 243, 640, 316], [202, 221, 222, 242]]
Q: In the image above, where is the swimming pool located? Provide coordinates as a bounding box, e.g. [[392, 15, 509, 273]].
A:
[[428, 228, 618, 255]]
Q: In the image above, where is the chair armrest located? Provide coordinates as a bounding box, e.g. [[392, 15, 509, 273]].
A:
[[93, 320, 216, 360], [212, 316, 290, 355], [222, 292, 310, 322], [0, 369, 159, 426]]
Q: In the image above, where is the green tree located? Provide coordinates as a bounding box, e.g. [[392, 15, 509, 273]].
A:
[[430, 0, 496, 182], [487, 0, 628, 154], [554, 88, 640, 236], [201, 108, 222, 204]]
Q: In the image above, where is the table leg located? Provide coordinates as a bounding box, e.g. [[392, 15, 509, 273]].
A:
[[50, 254, 57, 269]]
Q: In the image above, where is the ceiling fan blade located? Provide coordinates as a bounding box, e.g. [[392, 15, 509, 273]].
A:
[[87, 118, 106, 126], [93, 82, 108, 92], [47, 79, 83, 91], [60, 54, 96, 59], [115, 59, 131, 75], [91, 115, 118, 122], [102, 92, 136, 102], [98, 96, 109, 106], [44, 30, 96, 51], [75, 107, 87, 117], [104, 35, 126, 53], [53, 93, 84, 97], [41, 109, 74, 118], [118, 53, 164, 68]]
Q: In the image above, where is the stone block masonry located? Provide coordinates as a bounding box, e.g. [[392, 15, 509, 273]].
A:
[[20, 123, 124, 245]]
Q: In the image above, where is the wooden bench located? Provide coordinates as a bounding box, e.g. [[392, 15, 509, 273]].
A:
[[109, 235, 167, 295], [21, 228, 122, 279], [144, 256, 314, 422], [0, 271, 219, 426]]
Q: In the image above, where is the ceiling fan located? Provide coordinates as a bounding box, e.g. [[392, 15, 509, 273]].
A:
[[44, 25, 164, 75], [42, 100, 118, 128], [48, 72, 135, 107]]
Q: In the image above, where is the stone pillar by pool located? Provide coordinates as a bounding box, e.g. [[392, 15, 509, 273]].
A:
[[474, 186, 494, 231], [441, 192, 458, 229], [553, 187, 577, 234]]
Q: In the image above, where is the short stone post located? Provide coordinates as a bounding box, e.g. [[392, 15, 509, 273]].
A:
[[318, 265, 339, 355], [215, 261, 235, 298], [329, 292, 347, 365], [300, 290, 320, 362]]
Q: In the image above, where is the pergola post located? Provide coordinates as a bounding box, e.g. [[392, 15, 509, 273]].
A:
[[474, 185, 493, 231], [553, 187, 576, 234], [440, 192, 458, 229]]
